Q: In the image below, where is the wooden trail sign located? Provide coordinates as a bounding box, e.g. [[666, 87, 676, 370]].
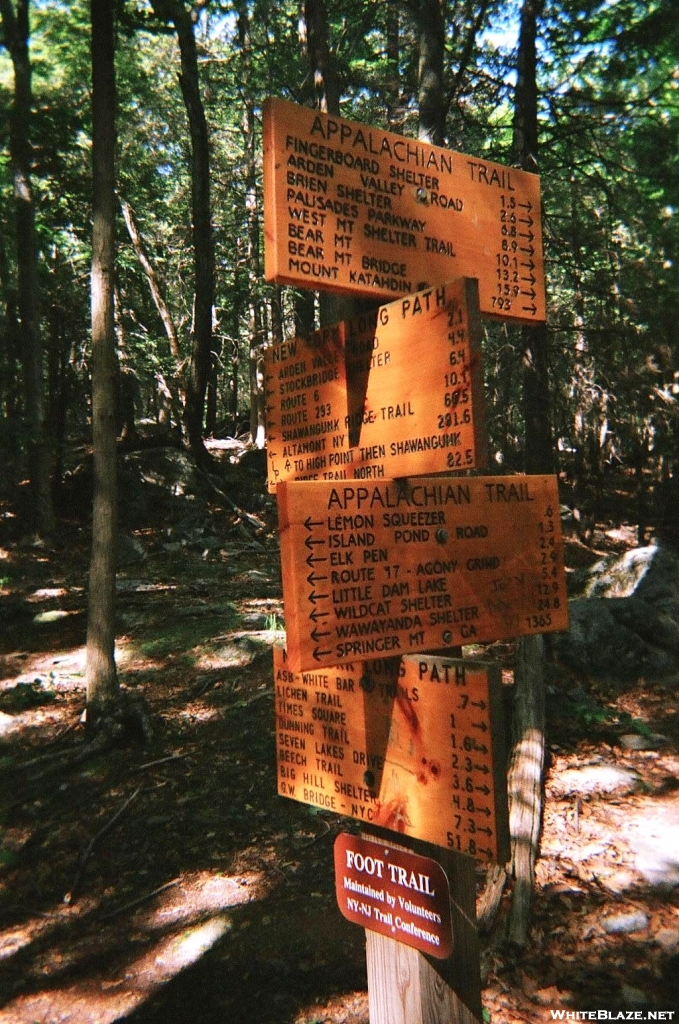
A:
[[277, 474, 569, 672], [264, 277, 487, 492], [275, 647, 510, 862], [334, 833, 453, 958], [263, 97, 545, 324]]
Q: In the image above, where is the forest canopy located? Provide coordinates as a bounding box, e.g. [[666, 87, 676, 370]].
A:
[[0, 0, 678, 508]]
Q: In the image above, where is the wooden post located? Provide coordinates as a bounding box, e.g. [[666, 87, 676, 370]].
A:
[[262, 96, 556, 1024], [363, 828, 482, 1024], [507, 632, 545, 948]]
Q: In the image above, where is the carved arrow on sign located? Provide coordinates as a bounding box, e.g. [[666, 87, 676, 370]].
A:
[[305, 552, 327, 568], [305, 534, 325, 551], [307, 571, 328, 586]]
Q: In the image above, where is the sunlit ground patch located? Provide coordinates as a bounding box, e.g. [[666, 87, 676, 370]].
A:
[[152, 914, 231, 971], [144, 871, 264, 928], [291, 990, 369, 1024], [27, 587, 70, 602], [1, 869, 267, 1023]]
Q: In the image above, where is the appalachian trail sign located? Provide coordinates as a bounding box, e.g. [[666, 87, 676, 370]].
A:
[[263, 97, 545, 324], [277, 474, 568, 673]]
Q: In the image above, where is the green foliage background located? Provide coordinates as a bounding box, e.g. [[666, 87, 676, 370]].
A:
[[0, 0, 677, 498]]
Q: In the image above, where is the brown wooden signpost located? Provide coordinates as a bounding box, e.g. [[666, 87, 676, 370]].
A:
[[359, 839, 482, 1024], [262, 94, 563, 1024], [263, 97, 545, 324], [264, 277, 487, 491], [275, 647, 509, 863], [277, 474, 568, 673]]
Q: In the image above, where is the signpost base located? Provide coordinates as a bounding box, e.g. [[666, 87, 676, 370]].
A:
[[362, 827, 482, 1024]]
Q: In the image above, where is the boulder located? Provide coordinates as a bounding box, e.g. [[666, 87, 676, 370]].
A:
[[554, 544, 679, 682]]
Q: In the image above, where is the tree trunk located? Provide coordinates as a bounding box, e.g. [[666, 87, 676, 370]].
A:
[[522, 319, 554, 475], [86, 0, 119, 716], [152, 0, 215, 466], [513, 0, 553, 476], [119, 194, 186, 431], [385, 5, 401, 131], [47, 299, 68, 497], [447, 1, 492, 119], [506, 633, 545, 947], [569, 173, 599, 534], [0, 0, 54, 535], [235, 1, 266, 447], [508, 0, 551, 950], [304, 0, 340, 114], [271, 287, 284, 346], [414, 0, 447, 146], [205, 346, 218, 437], [120, 196, 181, 363], [302, 0, 342, 328], [291, 291, 314, 338], [228, 256, 244, 429]]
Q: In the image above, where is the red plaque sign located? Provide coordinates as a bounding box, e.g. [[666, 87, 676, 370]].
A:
[[334, 833, 453, 958]]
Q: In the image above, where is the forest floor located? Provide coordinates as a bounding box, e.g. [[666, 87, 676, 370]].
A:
[[0, 448, 678, 1023]]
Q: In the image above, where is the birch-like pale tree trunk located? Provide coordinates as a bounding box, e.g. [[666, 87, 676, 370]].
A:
[[86, 0, 119, 716]]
